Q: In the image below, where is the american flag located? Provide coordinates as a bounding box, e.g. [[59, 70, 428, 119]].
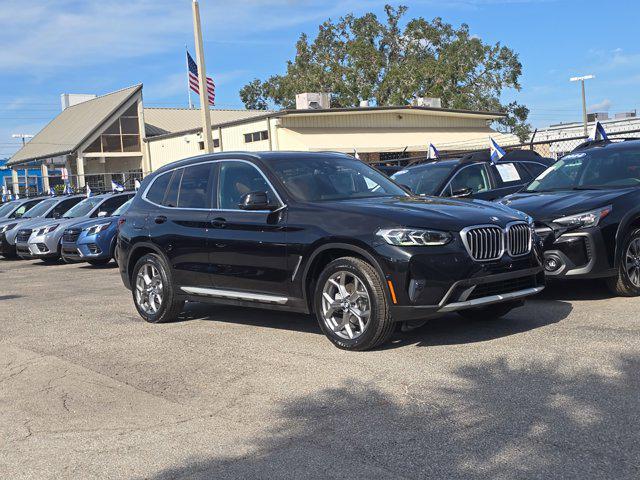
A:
[[187, 51, 215, 106]]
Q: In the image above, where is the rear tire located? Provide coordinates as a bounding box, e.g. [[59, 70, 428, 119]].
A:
[[456, 300, 521, 321], [606, 228, 640, 297], [314, 257, 394, 351], [132, 253, 184, 324]]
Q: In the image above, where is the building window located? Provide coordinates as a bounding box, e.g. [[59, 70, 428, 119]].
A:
[[84, 103, 141, 154], [198, 139, 220, 150], [244, 130, 269, 143]]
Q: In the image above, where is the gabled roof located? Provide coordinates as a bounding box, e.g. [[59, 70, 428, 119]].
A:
[[144, 108, 272, 136], [8, 85, 142, 166]]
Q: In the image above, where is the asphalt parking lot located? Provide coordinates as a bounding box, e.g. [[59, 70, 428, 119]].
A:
[[1, 258, 638, 479]]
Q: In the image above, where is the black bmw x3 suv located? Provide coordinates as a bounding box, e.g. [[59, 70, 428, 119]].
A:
[[118, 152, 544, 350], [500, 139, 640, 296]]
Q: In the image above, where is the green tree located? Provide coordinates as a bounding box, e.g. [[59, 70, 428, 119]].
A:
[[239, 5, 530, 141]]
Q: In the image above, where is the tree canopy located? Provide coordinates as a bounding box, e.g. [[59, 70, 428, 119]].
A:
[[239, 5, 530, 141]]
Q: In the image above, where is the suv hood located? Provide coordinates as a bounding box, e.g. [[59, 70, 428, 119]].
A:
[[322, 196, 529, 230], [65, 216, 115, 231], [500, 188, 634, 222]]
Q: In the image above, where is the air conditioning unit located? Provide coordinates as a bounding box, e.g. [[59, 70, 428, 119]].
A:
[[412, 97, 442, 108], [295, 93, 331, 110]]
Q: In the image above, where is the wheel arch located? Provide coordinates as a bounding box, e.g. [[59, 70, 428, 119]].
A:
[[126, 241, 171, 284], [300, 242, 391, 313], [614, 209, 640, 267]]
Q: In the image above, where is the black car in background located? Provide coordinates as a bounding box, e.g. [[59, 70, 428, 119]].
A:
[[118, 152, 544, 351], [500, 140, 640, 296], [391, 150, 554, 200]]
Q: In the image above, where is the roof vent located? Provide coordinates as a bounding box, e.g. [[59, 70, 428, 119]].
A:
[[295, 93, 331, 110], [411, 97, 442, 108], [60, 93, 97, 111]]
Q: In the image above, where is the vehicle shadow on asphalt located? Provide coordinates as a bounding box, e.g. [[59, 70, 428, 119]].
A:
[[538, 279, 616, 301], [148, 354, 640, 479]]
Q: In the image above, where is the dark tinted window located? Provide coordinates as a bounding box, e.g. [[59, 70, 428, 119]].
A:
[[146, 172, 172, 205], [492, 162, 530, 188], [95, 194, 133, 217], [269, 156, 406, 202], [522, 162, 548, 178], [49, 198, 83, 218], [11, 199, 41, 218], [178, 164, 213, 209], [163, 169, 183, 207], [391, 163, 456, 195], [218, 162, 273, 209], [24, 199, 57, 218]]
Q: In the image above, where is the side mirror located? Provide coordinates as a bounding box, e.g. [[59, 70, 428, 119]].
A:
[[238, 191, 275, 211], [451, 187, 473, 198], [97, 211, 108, 217]]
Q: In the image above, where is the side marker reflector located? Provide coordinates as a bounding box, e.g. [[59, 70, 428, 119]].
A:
[[387, 280, 398, 304]]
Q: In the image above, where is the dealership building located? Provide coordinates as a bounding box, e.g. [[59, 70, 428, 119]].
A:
[[6, 84, 507, 192]]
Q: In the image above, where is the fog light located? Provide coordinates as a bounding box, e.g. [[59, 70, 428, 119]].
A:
[[544, 255, 562, 272]]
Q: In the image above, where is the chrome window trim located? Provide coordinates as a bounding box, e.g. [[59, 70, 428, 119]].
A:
[[141, 158, 286, 213]]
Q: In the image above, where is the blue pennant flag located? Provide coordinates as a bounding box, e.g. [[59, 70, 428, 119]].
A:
[[589, 121, 609, 141], [111, 180, 125, 192], [134, 178, 141, 191], [49, 187, 55, 196], [86, 184, 92, 198], [490, 137, 506, 164], [427, 143, 440, 160]]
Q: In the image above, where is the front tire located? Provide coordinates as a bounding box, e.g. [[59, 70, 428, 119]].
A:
[[606, 228, 640, 296], [314, 257, 394, 351], [132, 253, 184, 323], [456, 300, 521, 321]]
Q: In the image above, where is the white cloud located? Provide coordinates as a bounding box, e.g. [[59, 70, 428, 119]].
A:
[[588, 99, 612, 112]]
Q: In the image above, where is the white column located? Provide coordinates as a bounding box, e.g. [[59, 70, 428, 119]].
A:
[[76, 156, 86, 188], [41, 164, 50, 192], [11, 169, 19, 195]]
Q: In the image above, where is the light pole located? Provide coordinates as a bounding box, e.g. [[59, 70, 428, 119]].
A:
[[569, 75, 595, 137]]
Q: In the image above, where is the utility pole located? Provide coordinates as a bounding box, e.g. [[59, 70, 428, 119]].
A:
[[191, 0, 214, 153], [569, 75, 595, 137]]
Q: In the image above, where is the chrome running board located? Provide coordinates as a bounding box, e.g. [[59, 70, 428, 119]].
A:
[[180, 286, 289, 305], [438, 286, 544, 313]]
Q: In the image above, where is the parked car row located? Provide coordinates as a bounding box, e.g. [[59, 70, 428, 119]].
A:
[[4, 139, 640, 351], [0, 192, 133, 264]]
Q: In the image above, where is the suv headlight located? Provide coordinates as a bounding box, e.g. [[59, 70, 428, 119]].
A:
[[39, 224, 59, 235], [377, 228, 452, 246], [0, 223, 17, 234], [86, 223, 111, 235], [553, 206, 612, 229]]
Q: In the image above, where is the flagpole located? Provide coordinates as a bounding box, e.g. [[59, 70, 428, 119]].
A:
[[191, 0, 214, 153], [185, 45, 193, 109]]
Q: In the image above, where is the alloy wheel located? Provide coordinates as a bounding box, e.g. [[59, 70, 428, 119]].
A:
[[135, 263, 164, 315], [321, 271, 371, 340], [625, 237, 640, 287]]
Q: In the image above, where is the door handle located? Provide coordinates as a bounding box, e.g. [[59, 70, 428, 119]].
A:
[[154, 215, 168, 224], [210, 217, 227, 228]]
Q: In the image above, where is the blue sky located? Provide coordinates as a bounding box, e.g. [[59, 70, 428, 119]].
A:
[[1, 0, 639, 157]]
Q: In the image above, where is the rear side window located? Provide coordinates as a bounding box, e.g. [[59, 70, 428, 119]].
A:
[[177, 164, 213, 209], [95, 195, 134, 217], [163, 169, 183, 207], [146, 172, 172, 205]]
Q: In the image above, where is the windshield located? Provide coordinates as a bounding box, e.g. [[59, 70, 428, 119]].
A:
[[63, 197, 102, 218], [112, 198, 133, 216], [527, 147, 640, 192], [0, 201, 17, 217], [268, 156, 408, 201], [23, 199, 56, 218], [391, 163, 456, 195]]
